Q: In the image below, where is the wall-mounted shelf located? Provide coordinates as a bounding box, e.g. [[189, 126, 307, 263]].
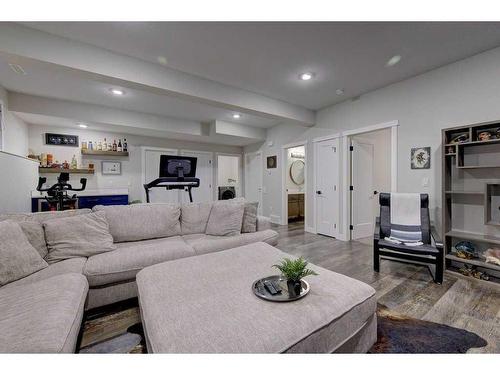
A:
[[445, 230, 500, 246], [445, 190, 484, 195], [81, 150, 129, 157], [39, 167, 95, 174]]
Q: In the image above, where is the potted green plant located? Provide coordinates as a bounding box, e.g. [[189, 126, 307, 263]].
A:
[[272, 257, 318, 297]]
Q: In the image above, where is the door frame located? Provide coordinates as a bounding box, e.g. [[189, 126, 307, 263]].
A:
[[141, 146, 178, 203], [215, 152, 243, 199], [281, 141, 307, 227], [180, 149, 214, 202], [313, 133, 341, 236], [244, 150, 263, 214], [341, 120, 399, 241]]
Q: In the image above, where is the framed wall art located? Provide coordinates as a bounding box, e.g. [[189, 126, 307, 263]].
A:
[[267, 155, 277, 169], [45, 133, 79, 147], [411, 147, 431, 169]]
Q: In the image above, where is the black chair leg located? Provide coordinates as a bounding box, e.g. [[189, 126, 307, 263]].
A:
[[373, 240, 380, 272], [434, 250, 444, 284]]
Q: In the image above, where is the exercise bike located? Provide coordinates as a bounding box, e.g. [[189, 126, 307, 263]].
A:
[[36, 172, 87, 211]]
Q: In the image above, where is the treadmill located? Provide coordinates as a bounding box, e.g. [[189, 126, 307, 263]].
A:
[[144, 155, 200, 203]]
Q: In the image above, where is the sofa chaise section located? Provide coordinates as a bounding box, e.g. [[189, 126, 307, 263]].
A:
[[0, 274, 88, 353]]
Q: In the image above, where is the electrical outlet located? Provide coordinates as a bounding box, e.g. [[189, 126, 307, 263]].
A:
[[422, 177, 429, 187]]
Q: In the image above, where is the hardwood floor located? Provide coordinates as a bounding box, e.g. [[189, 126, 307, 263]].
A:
[[274, 222, 500, 353], [80, 222, 500, 353]]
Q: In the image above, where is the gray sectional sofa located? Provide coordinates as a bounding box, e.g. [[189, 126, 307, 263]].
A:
[[0, 202, 278, 353]]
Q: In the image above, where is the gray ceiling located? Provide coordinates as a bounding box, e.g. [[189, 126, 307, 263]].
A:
[[22, 22, 500, 110]]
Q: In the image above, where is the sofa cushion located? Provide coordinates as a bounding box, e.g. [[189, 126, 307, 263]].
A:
[[0, 209, 92, 259], [84, 236, 195, 287], [242, 202, 258, 233], [44, 211, 116, 264], [183, 230, 279, 255], [94, 203, 181, 242], [206, 200, 244, 236], [0, 273, 88, 353], [0, 221, 48, 286], [180, 202, 212, 235], [3, 258, 87, 289]]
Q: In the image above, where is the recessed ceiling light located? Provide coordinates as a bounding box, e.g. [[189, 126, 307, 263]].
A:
[[110, 88, 125, 96], [336, 88, 345, 96], [8, 63, 27, 75], [299, 72, 314, 81], [157, 56, 168, 66], [78, 123, 88, 128], [386, 55, 402, 67], [232, 113, 242, 119]]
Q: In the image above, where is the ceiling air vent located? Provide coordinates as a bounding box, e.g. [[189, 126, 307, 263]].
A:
[[8, 63, 27, 75]]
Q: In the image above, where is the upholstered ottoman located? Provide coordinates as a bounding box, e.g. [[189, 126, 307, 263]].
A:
[[136, 242, 377, 353]]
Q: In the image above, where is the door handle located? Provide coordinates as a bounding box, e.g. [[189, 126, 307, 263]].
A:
[[374, 190, 378, 195], [316, 190, 322, 195]]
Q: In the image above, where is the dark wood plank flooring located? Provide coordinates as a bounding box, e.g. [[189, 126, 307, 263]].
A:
[[80, 222, 500, 353], [274, 222, 499, 353]]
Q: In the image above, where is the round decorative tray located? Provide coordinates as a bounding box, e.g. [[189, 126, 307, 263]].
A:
[[252, 275, 310, 302]]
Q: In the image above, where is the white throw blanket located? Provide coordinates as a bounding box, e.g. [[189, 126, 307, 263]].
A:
[[386, 193, 423, 246]]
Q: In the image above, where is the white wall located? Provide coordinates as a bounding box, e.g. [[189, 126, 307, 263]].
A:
[[317, 46, 500, 230], [0, 85, 29, 157], [217, 155, 239, 187], [0, 151, 38, 213], [28, 124, 242, 202]]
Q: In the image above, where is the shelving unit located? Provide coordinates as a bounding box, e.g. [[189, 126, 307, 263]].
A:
[[442, 120, 500, 285], [39, 167, 94, 174], [81, 150, 129, 157]]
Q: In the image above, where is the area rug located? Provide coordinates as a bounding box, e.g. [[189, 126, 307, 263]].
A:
[[370, 305, 488, 353], [79, 304, 487, 353]]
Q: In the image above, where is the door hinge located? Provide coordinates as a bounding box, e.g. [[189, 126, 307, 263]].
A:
[[334, 223, 337, 229], [349, 145, 354, 151], [209, 160, 212, 164], [334, 185, 337, 191], [349, 225, 354, 230], [350, 185, 354, 191]]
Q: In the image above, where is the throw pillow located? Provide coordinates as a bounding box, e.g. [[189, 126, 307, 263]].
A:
[[180, 202, 213, 235], [44, 211, 116, 263], [206, 200, 245, 236], [0, 220, 48, 286], [241, 201, 259, 233]]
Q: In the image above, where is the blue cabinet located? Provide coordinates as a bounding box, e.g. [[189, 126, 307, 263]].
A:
[[32, 194, 129, 212], [78, 195, 129, 209]]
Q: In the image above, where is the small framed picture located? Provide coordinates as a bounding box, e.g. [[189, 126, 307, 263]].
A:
[[411, 147, 431, 169], [102, 161, 122, 175], [267, 155, 277, 169], [45, 133, 79, 147]]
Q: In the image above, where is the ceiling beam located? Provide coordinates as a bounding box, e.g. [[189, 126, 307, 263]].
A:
[[0, 23, 315, 126]]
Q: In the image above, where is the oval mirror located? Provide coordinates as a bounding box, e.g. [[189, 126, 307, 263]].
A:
[[290, 160, 305, 185]]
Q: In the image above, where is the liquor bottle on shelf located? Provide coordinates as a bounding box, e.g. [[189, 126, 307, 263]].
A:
[[103, 138, 108, 151], [107, 140, 113, 151], [113, 139, 117, 152], [98, 141, 103, 151], [117, 139, 123, 152], [88, 141, 93, 150], [81, 141, 87, 150], [123, 139, 128, 152], [70, 155, 77, 169]]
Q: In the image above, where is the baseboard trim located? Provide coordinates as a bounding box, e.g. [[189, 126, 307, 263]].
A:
[[270, 215, 282, 225], [305, 226, 316, 234]]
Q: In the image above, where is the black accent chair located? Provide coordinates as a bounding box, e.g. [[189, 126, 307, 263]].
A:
[[373, 193, 444, 284]]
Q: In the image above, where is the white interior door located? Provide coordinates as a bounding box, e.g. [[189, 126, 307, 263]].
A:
[[180, 150, 213, 203], [315, 139, 339, 237], [143, 148, 179, 204], [351, 139, 375, 239], [244, 152, 263, 214]]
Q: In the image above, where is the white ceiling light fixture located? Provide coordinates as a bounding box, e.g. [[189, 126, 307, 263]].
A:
[[232, 113, 242, 119], [299, 72, 315, 81], [157, 56, 168, 65], [78, 123, 88, 128], [386, 55, 402, 67], [335, 88, 345, 96], [109, 88, 125, 96], [8, 63, 27, 75]]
